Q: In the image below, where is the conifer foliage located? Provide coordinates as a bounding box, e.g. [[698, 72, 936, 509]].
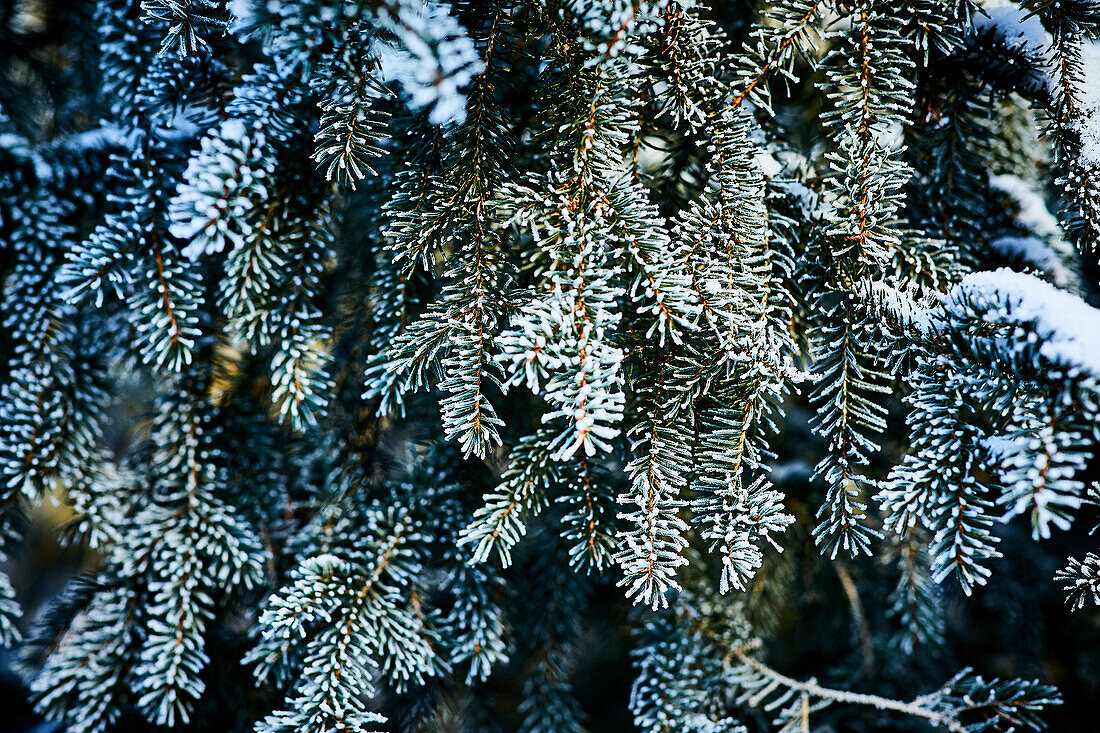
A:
[[2, 0, 1100, 731]]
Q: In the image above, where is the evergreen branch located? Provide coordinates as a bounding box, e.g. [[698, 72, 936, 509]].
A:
[[729, 0, 824, 113], [728, 640, 962, 730], [460, 430, 557, 566], [615, 363, 690, 609], [1056, 553, 1100, 610]]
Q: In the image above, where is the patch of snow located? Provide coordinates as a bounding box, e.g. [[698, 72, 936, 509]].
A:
[[57, 125, 127, 153], [990, 235, 1075, 288], [990, 174, 1061, 238], [952, 268, 1100, 375], [779, 180, 816, 207], [0, 131, 53, 183], [0, 132, 30, 153], [1075, 42, 1100, 166], [974, 7, 1053, 92], [756, 149, 781, 177], [990, 175, 1078, 289], [976, 7, 1052, 55], [982, 434, 1015, 462]]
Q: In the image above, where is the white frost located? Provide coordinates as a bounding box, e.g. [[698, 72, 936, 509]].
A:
[[375, 1, 484, 125], [169, 119, 271, 260]]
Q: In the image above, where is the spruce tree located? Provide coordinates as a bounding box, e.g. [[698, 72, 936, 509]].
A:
[[2, 0, 1099, 731]]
